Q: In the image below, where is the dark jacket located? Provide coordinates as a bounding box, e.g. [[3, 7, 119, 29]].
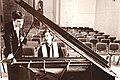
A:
[[3, 21, 23, 58], [38, 43, 64, 58]]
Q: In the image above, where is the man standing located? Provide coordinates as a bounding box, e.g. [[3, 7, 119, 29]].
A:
[[3, 10, 24, 59]]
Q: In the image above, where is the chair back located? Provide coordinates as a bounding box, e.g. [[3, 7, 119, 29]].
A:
[[84, 42, 93, 49], [58, 42, 68, 57], [90, 38, 99, 45], [78, 38, 86, 42], [22, 46, 35, 57], [101, 39, 110, 45], [96, 43, 107, 52], [109, 43, 119, 52]]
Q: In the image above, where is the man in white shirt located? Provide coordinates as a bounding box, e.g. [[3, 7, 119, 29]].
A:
[[38, 29, 64, 58]]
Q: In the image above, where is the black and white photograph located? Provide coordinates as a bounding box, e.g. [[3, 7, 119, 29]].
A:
[[0, 0, 120, 80]]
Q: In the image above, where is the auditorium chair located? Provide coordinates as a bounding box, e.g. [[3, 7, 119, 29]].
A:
[[75, 34, 85, 39], [96, 43, 108, 54], [33, 34, 41, 38], [108, 43, 120, 66], [93, 30, 99, 34], [78, 38, 87, 42], [103, 34, 110, 39], [86, 36, 94, 42], [108, 36, 116, 43], [26, 41, 39, 51], [88, 31, 95, 36], [89, 38, 99, 51], [81, 32, 88, 37], [58, 42, 68, 57], [98, 32, 104, 36], [88, 28, 94, 32], [114, 39, 120, 44], [83, 42, 93, 50], [94, 34, 101, 38], [78, 27, 84, 31], [83, 27, 90, 32], [97, 36, 105, 42], [22, 46, 35, 57], [29, 28, 38, 34], [31, 37, 41, 44], [96, 43, 109, 60], [101, 39, 110, 46]]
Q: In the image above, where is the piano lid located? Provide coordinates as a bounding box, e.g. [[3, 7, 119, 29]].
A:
[[14, 0, 116, 76]]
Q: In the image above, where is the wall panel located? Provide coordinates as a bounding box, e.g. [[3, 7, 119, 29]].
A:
[[95, 0, 120, 39], [60, 0, 96, 28]]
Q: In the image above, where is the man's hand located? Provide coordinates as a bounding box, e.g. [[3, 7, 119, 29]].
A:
[[7, 53, 14, 59], [20, 36, 24, 42], [2, 53, 16, 63]]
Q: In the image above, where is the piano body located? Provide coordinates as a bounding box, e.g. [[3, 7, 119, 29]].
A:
[[7, 0, 116, 80]]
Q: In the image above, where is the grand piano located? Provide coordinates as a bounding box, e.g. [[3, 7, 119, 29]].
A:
[[7, 0, 116, 80]]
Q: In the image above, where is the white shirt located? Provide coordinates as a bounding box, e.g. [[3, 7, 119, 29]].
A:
[[13, 21, 20, 40], [42, 42, 59, 57]]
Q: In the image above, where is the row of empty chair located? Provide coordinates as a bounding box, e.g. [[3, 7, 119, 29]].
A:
[[16, 26, 120, 65], [61, 26, 120, 65]]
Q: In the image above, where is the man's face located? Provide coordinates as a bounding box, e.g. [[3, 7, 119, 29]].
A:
[[14, 19, 24, 28], [44, 31, 53, 43]]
